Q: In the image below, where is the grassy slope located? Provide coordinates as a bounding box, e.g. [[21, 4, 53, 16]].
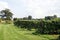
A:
[[0, 24, 59, 40]]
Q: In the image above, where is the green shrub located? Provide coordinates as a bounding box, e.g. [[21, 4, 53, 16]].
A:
[[14, 19, 60, 34]]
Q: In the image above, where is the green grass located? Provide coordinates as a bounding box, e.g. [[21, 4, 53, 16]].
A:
[[0, 24, 59, 40]]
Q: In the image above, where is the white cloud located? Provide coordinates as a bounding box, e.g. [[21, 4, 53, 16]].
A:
[[23, 0, 60, 18], [0, 1, 9, 10]]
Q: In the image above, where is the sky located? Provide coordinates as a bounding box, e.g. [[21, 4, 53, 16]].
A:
[[0, 0, 60, 18]]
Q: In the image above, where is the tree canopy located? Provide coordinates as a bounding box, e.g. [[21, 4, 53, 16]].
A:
[[0, 9, 13, 20]]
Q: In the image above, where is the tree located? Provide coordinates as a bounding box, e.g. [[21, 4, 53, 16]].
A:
[[1, 9, 13, 20], [13, 18, 17, 21], [28, 15, 32, 20], [23, 17, 28, 20], [53, 15, 57, 18]]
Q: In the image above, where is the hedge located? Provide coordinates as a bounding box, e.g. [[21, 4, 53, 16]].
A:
[[14, 20, 60, 34]]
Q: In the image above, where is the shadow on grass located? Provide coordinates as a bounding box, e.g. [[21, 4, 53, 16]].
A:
[[32, 33, 59, 40], [50, 38, 60, 40], [32, 32, 60, 35], [50, 39, 57, 40]]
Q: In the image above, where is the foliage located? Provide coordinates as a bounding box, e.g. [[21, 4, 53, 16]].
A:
[[13, 18, 17, 21], [14, 18, 60, 34], [1, 9, 13, 20], [35, 20, 60, 34], [14, 20, 38, 30], [57, 35, 60, 40], [45, 15, 57, 20], [28, 15, 32, 20]]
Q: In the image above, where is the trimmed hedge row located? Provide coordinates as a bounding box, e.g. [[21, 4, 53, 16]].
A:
[[14, 20, 38, 30], [35, 20, 60, 34], [14, 20, 60, 34]]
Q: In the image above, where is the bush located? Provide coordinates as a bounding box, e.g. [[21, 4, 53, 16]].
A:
[[35, 20, 60, 34], [14, 19, 60, 34], [57, 35, 60, 40], [14, 20, 38, 30]]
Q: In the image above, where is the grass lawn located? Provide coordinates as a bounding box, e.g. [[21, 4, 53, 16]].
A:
[[0, 24, 59, 40]]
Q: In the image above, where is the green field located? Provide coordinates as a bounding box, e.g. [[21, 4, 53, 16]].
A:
[[0, 24, 59, 40]]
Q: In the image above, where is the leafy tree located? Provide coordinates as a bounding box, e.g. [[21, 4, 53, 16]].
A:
[[13, 18, 17, 21], [1, 9, 13, 20], [23, 17, 28, 20], [28, 15, 32, 20], [57, 35, 60, 40], [53, 15, 57, 18]]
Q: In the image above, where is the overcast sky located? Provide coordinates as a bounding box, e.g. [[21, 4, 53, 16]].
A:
[[0, 0, 60, 18]]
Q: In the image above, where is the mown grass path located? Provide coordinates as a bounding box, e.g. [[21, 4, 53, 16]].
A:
[[0, 24, 58, 40]]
